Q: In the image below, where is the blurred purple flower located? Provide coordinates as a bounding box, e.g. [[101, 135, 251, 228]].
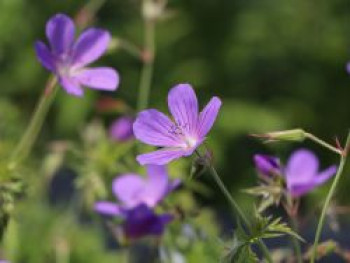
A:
[[133, 84, 222, 165], [95, 165, 177, 239], [253, 154, 281, 178], [95, 165, 180, 215], [122, 204, 173, 239], [35, 13, 119, 96], [346, 62, 350, 74], [109, 116, 134, 142], [284, 149, 337, 197]]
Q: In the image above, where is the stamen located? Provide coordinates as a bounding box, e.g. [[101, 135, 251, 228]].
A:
[[168, 123, 188, 135]]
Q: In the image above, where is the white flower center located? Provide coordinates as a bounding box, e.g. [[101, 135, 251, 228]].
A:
[[185, 136, 197, 148]]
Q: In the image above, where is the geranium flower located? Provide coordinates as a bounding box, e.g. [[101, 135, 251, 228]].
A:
[[95, 165, 179, 215], [253, 149, 337, 197], [35, 13, 119, 96], [133, 84, 221, 165], [95, 165, 177, 239]]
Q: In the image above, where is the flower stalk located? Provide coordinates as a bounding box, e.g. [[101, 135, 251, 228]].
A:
[[9, 77, 58, 169], [290, 217, 302, 263], [310, 131, 350, 263], [137, 0, 156, 111], [305, 132, 342, 156], [196, 151, 273, 263]]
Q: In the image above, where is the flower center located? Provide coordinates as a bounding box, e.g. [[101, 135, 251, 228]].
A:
[[56, 53, 74, 77], [168, 123, 197, 148], [185, 136, 197, 148]]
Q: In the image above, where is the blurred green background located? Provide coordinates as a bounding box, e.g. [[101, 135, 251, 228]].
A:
[[1, 0, 350, 261]]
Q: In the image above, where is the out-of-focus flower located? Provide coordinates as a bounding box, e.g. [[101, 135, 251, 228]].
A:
[[284, 149, 337, 197], [95, 165, 180, 215], [109, 116, 134, 142], [133, 84, 221, 165], [95, 165, 178, 239], [253, 154, 281, 178], [253, 149, 337, 197], [122, 204, 173, 239], [35, 13, 119, 96], [346, 62, 350, 74]]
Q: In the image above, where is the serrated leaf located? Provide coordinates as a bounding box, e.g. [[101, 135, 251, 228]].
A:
[[253, 215, 304, 242]]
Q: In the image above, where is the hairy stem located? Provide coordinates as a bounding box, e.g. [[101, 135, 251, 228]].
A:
[[137, 15, 156, 111], [310, 132, 350, 262], [290, 217, 302, 263], [196, 151, 272, 262], [9, 77, 58, 169], [305, 133, 342, 156]]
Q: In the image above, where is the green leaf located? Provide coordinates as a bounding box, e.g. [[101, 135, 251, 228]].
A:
[[252, 214, 304, 242]]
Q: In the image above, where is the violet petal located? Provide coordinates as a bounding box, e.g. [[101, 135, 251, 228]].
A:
[[253, 154, 281, 177], [112, 174, 146, 208], [143, 165, 169, 206], [136, 148, 187, 165], [71, 28, 110, 68], [167, 84, 199, 136], [133, 109, 183, 147], [94, 201, 122, 216], [35, 41, 56, 72], [74, 67, 119, 91], [285, 149, 319, 185], [198, 96, 222, 138], [59, 76, 84, 97], [46, 13, 75, 55]]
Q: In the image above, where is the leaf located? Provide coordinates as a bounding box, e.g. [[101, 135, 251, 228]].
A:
[[243, 184, 283, 212], [252, 214, 304, 242], [221, 221, 258, 263]]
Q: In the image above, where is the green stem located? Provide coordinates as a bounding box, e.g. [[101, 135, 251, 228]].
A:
[[310, 132, 350, 263], [201, 155, 272, 262], [137, 16, 155, 111], [289, 217, 302, 263], [9, 77, 58, 169], [116, 38, 143, 60], [305, 133, 342, 156]]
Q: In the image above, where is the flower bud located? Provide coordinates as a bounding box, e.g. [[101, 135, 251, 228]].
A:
[[142, 0, 166, 21], [253, 129, 306, 142], [109, 116, 134, 142], [253, 154, 281, 178]]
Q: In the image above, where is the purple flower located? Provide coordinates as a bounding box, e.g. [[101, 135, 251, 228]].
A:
[[109, 116, 134, 142], [284, 149, 337, 197], [95, 165, 180, 215], [35, 13, 119, 96], [95, 165, 177, 239], [253, 154, 281, 178], [346, 62, 350, 74], [122, 204, 173, 239], [133, 84, 222, 165]]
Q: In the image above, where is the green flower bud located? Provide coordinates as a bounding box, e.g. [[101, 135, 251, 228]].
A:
[[253, 129, 306, 142]]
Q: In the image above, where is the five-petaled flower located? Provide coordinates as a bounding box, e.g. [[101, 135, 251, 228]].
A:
[[133, 83, 222, 165], [35, 13, 119, 96], [254, 149, 337, 197], [95, 165, 179, 239]]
